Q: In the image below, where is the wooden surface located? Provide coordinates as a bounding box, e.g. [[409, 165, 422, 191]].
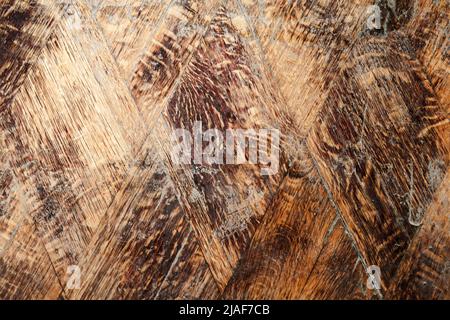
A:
[[0, 0, 448, 300]]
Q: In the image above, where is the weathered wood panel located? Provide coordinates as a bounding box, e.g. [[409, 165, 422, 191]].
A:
[[223, 144, 369, 299], [0, 216, 62, 300], [387, 169, 449, 299], [0, 0, 448, 300], [68, 146, 219, 299], [148, 3, 289, 289], [239, 0, 373, 138], [90, 0, 172, 80], [306, 33, 449, 293], [0, 1, 144, 290], [299, 219, 370, 299]]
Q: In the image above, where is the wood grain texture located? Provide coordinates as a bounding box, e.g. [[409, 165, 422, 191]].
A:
[[239, 0, 373, 138], [387, 169, 449, 299], [407, 0, 449, 107], [90, 0, 172, 80], [0, 0, 59, 107], [0, 0, 144, 291], [306, 32, 449, 292], [148, 2, 288, 289], [63, 0, 221, 299], [130, 0, 221, 127], [68, 146, 219, 299], [0, 216, 62, 300], [223, 144, 369, 299], [0, 0, 448, 300], [0, 149, 26, 252], [298, 218, 369, 300]]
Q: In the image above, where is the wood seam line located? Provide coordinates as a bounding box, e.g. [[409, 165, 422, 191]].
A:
[[60, 164, 221, 299], [125, 0, 177, 82], [303, 29, 448, 266], [218, 0, 376, 296], [0, 2, 66, 259], [204, 0, 280, 198], [307, 145, 381, 297], [297, 215, 344, 296], [386, 168, 449, 297], [36, 225, 67, 297], [219, 143, 368, 298], [63, 1, 229, 296], [300, 34, 448, 298], [220, 0, 305, 199]]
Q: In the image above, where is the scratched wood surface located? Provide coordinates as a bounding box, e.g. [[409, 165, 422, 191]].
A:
[[0, 0, 448, 300]]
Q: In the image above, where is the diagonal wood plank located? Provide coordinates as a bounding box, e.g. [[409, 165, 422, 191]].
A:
[[89, 0, 173, 80], [65, 0, 223, 298], [406, 0, 449, 109], [239, 0, 373, 139], [0, 216, 62, 300], [147, 2, 293, 289], [0, 1, 145, 293], [68, 146, 219, 299], [387, 169, 449, 299], [306, 32, 449, 293], [223, 144, 370, 299]]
